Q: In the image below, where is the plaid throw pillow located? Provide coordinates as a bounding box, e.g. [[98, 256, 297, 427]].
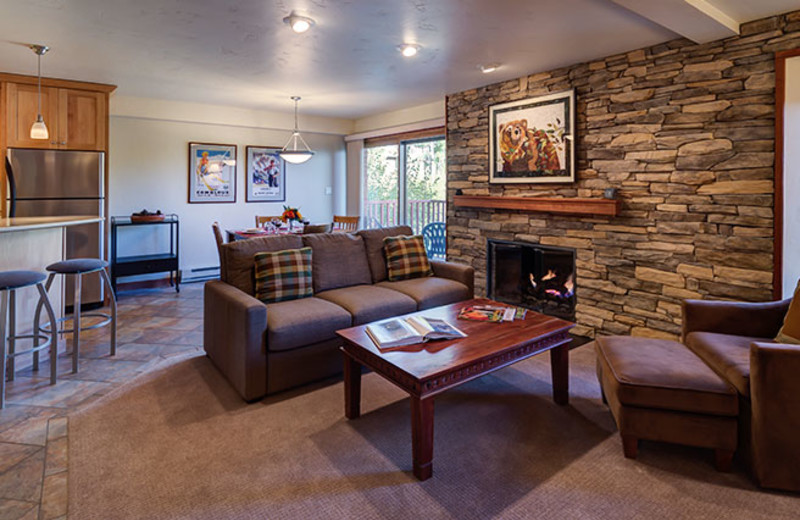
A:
[[383, 235, 434, 282], [254, 247, 313, 304]]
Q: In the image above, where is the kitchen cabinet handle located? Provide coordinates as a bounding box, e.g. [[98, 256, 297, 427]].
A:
[[60, 141, 67, 145]]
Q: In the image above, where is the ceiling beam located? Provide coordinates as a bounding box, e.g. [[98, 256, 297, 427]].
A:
[[611, 0, 740, 44]]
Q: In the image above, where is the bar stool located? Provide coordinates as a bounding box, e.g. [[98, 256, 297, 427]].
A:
[[37, 259, 117, 374], [0, 270, 59, 408]]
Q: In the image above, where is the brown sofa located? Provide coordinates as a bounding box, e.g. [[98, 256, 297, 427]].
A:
[[204, 225, 474, 402], [682, 298, 799, 492]]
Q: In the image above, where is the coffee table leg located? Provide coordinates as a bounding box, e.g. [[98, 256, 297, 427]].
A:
[[551, 343, 569, 405], [411, 396, 434, 480], [343, 352, 361, 419]]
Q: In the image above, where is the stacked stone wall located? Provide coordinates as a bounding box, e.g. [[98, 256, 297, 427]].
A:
[[446, 13, 800, 339]]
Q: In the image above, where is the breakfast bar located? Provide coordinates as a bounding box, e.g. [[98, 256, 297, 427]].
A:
[[0, 216, 104, 338]]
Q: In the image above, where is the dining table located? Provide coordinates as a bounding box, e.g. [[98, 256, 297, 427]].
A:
[[225, 225, 304, 242]]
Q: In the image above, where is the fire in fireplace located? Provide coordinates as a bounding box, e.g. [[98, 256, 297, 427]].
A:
[[487, 239, 576, 321]]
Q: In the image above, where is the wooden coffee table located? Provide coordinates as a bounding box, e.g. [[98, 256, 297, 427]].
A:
[[336, 298, 574, 480]]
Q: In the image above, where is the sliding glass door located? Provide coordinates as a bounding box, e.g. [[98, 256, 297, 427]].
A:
[[363, 136, 446, 234]]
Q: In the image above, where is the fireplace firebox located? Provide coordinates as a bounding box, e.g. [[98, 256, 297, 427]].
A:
[[487, 239, 576, 321]]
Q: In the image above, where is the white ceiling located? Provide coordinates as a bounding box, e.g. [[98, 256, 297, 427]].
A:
[[0, 0, 796, 120]]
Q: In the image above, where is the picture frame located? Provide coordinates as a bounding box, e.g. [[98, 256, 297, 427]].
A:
[[188, 142, 237, 203], [245, 146, 286, 203], [489, 89, 575, 184]]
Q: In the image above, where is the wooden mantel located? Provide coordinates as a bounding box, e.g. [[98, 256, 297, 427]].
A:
[[453, 195, 621, 217]]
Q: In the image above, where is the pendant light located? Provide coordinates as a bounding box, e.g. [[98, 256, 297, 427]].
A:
[[29, 44, 50, 140], [279, 96, 314, 164]]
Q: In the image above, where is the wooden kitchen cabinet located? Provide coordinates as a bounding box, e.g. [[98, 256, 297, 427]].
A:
[[5, 82, 59, 149], [58, 88, 106, 151], [5, 83, 106, 151]]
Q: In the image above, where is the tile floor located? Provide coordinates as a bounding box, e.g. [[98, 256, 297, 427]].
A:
[[0, 282, 204, 520]]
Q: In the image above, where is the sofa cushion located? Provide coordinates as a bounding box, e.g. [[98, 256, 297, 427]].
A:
[[301, 233, 372, 293], [776, 280, 800, 344], [254, 247, 313, 304], [384, 234, 434, 281], [377, 277, 470, 310], [221, 235, 304, 295], [266, 297, 352, 352], [356, 225, 413, 283], [685, 331, 775, 397], [316, 284, 417, 325], [595, 336, 738, 417]]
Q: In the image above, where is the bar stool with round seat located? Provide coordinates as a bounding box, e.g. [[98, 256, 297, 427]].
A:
[[37, 258, 117, 374], [0, 270, 59, 408]]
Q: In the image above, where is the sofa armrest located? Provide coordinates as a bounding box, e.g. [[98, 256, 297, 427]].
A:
[[430, 260, 474, 297], [681, 299, 790, 340], [749, 342, 800, 490], [204, 280, 268, 402]]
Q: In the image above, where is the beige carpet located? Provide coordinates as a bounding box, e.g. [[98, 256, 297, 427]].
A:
[[68, 346, 799, 519]]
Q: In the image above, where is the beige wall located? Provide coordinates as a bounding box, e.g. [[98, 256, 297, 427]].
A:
[[784, 56, 800, 297], [108, 100, 347, 277], [352, 100, 444, 134]]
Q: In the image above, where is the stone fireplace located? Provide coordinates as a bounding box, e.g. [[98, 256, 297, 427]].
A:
[[444, 14, 791, 340], [487, 240, 576, 321]]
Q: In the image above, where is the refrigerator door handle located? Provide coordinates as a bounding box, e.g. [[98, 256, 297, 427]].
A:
[[5, 157, 16, 218]]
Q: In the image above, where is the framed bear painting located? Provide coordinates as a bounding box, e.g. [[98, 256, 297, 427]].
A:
[[488, 89, 575, 184]]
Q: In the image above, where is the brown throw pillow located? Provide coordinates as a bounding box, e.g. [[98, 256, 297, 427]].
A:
[[776, 280, 800, 344], [383, 235, 434, 282], [254, 247, 313, 304]]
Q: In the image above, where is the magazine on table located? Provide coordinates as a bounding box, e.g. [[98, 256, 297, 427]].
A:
[[458, 305, 528, 322], [365, 316, 467, 349]]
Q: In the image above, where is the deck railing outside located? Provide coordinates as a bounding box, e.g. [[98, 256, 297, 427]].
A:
[[363, 199, 446, 234]]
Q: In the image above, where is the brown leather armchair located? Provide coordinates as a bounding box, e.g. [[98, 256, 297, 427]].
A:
[[682, 298, 800, 492]]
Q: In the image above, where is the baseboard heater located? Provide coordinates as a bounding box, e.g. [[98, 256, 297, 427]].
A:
[[181, 266, 220, 283]]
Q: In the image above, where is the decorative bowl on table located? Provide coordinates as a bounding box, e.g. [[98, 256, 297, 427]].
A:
[[130, 209, 165, 223]]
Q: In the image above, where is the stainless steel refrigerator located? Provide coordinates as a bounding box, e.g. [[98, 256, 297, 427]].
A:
[[5, 148, 105, 308]]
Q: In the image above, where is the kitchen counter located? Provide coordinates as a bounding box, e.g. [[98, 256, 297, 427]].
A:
[[0, 215, 102, 232]]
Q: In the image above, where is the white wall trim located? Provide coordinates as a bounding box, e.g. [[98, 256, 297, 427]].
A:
[[110, 94, 355, 136], [345, 117, 446, 142]]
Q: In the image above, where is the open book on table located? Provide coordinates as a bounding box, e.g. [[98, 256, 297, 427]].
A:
[[365, 316, 467, 349]]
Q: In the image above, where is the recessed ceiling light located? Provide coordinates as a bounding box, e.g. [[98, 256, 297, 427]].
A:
[[479, 64, 500, 73], [283, 12, 315, 33], [398, 43, 420, 58]]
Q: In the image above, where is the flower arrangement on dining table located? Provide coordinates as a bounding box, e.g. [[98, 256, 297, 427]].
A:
[[281, 206, 306, 229], [281, 206, 303, 223]]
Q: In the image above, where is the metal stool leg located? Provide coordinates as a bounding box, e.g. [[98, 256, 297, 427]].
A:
[[35, 283, 58, 385], [7, 291, 15, 381], [0, 291, 8, 408], [72, 274, 82, 374], [33, 273, 57, 371], [100, 269, 117, 356]]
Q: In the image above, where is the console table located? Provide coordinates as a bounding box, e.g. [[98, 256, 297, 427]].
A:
[[110, 215, 180, 293]]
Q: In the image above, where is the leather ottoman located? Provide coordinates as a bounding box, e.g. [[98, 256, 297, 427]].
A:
[[594, 336, 739, 471]]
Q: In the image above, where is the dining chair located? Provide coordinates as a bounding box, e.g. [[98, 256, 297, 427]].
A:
[[302, 223, 332, 234], [212, 222, 226, 272], [255, 215, 283, 227], [332, 215, 360, 232]]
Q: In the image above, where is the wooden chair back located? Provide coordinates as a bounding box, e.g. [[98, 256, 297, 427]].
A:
[[302, 223, 332, 234], [332, 215, 360, 232], [212, 222, 226, 275], [255, 215, 283, 227]]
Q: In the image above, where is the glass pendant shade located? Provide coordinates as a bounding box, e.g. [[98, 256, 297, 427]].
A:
[[279, 97, 314, 164], [30, 114, 49, 139]]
